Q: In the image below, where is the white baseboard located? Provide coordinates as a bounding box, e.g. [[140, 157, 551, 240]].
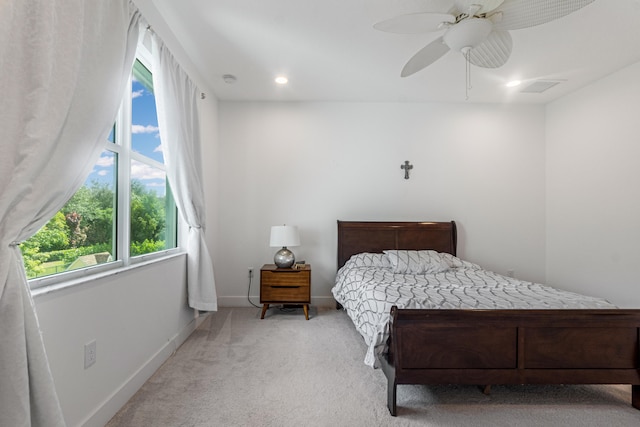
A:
[[81, 317, 199, 427], [217, 296, 336, 307]]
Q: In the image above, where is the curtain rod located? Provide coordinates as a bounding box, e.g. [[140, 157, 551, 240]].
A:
[[143, 23, 206, 100]]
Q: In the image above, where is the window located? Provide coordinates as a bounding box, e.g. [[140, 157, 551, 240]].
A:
[[24, 46, 178, 285], [129, 59, 177, 257]]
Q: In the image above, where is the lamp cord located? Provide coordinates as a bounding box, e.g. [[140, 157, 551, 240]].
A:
[[246, 269, 297, 313], [247, 273, 260, 308]]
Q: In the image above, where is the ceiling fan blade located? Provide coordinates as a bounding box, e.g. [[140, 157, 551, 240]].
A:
[[493, 0, 595, 31], [467, 29, 512, 68], [374, 13, 455, 34], [454, 0, 504, 15], [401, 37, 451, 77]]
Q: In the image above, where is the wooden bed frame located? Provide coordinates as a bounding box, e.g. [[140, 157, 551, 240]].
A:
[[336, 220, 640, 416]]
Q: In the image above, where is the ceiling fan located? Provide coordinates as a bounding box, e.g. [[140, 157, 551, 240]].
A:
[[374, 0, 596, 77]]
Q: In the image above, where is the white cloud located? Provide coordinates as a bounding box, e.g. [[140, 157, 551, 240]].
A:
[[132, 89, 144, 99], [132, 124, 159, 134], [98, 170, 109, 176], [131, 161, 166, 181], [95, 154, 114, 167], [153, 144, 163, 153]]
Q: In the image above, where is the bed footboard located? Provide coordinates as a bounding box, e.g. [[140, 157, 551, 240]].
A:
[[381, 307, 640, 416]]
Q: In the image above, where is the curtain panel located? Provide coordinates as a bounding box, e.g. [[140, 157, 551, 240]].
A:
[[151, 35, 218, 311], [0, 1, 140, 425]]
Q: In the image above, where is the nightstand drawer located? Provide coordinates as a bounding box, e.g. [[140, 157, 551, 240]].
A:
[[261, 270, 310, 286], [261, 284, 309, 302]]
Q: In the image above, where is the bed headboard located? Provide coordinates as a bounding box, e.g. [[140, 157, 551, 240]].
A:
[[337, 221, 457, 269]]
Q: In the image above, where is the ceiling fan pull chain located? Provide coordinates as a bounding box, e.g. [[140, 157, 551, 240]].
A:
[[465, 48, 472, 101]]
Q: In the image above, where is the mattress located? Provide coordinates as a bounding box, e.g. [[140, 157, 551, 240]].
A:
[[331, 251, 616, 368]]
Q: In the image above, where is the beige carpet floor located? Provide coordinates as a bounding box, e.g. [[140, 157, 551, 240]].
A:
[[106, 307, 640, 426]]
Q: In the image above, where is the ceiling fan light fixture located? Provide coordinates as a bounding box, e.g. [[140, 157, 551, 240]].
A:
[[442, 18, 492, 52], [454, 0, 505, 15]]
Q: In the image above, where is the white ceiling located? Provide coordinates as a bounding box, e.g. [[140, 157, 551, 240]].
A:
[[149, 0, 640, 104]]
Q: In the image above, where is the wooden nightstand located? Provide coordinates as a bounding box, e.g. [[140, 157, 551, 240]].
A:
[[260, 264, 311, 320]]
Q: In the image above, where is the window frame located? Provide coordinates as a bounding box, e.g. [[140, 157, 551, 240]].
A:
[[28, 41, 182, 291]]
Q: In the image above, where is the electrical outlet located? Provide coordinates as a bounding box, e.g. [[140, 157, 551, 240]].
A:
[[248, 267, 253, 278], [84, 340, 96, 369]]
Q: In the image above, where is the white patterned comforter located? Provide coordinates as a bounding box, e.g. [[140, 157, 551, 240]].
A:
[[331, 252, 616, 368]]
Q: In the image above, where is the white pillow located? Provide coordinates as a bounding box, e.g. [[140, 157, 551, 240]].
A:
[[345, 252, 392, 269], [439, 252, 482, 270], [383, 250, 450, 274]]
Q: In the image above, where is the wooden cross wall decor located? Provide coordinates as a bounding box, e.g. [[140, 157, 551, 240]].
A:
[[401, 160, 413, 180]]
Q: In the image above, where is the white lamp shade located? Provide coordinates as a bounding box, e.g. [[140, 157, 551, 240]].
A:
[[269, 225, 300, 247]]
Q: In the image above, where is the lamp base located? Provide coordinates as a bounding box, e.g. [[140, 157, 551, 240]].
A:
[[274, 247, 295, 268]]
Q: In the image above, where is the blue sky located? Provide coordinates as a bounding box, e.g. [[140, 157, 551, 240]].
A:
[[131, 79, 164, 164], [89, 79, 167, 197]]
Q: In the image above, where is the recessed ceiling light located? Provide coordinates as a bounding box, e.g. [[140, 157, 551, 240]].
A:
[[275, 76, 288, 85], [506, 80, 522, 88]]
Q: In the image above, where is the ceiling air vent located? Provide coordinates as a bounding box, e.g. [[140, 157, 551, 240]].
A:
[[520, 80, 564, 93]]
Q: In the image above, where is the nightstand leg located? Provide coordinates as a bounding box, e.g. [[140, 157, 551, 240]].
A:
[[261, 304, 270, 319], [303, 304, 309, 320]]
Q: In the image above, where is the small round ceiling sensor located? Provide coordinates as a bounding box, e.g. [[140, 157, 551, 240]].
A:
[[222, 74, 237, 84]]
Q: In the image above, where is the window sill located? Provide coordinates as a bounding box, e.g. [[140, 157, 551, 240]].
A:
[[31, 250, 187, 299]]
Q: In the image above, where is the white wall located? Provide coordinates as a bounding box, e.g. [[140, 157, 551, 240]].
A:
[[200, 92, 221, 290], [215, 101, 547, 305], [546, 61, 640, 308], [33, 256, 194, 427]]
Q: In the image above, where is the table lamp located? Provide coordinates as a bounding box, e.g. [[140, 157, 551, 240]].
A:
[[270, 225, 300, 268]]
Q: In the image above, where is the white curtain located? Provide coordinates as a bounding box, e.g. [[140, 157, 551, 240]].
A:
[[151, 35, 218, 311], [0, 1, 140, 425]]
